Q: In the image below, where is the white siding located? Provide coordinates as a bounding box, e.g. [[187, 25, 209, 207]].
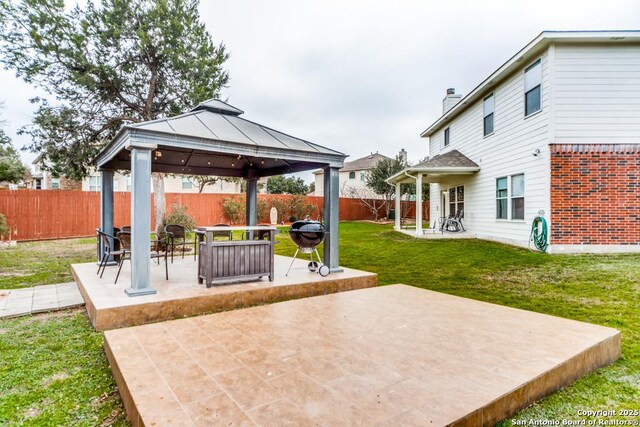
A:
[[314, 170, 381, 198], [554, 44, 640, 142], [427, 49, 552, 247]]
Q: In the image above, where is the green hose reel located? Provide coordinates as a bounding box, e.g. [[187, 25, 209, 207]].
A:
[[530, 216, 549, 253]]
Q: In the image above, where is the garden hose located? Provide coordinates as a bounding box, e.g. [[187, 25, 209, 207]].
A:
[[530, 216, 548, 253]]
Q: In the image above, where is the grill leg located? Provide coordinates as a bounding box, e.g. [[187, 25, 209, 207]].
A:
[[314, 248, 323, 267], [285, 249, 300, 277]]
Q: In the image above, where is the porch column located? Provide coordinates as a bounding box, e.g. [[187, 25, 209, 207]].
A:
[[99, 169, 115, 264], [415, 173, 423, 235], [323, 166, 342, 273], [126, 140, 157, 297], [394, 183, 401, 231], [245, 178, 258, 227]]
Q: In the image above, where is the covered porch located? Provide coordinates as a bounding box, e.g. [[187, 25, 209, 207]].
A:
[[93, 99, 348, 297], [386, 149, 480, 235]]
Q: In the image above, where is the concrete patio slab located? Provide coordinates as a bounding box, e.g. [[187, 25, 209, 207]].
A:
[[0, 282, 85, 319], [104, 284, 621, 427], [73, 255, 377, 331]]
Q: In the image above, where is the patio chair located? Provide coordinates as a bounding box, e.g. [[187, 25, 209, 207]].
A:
[[97, 230, 128, 278], [241, 223, 273, 240], [444, 209, 465, 232], [193, 229, 206, 261], [164, 224, 195, 263], [114, 231, 168, 284], [212, 223, 233, 240]]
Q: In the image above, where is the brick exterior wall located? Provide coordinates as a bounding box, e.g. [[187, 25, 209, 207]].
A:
[[550, 144, 640, 245], [44, 175, 82, 190]]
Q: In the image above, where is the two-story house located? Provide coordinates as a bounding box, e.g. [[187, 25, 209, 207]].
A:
[[388, 31, 640, 253], [314, 151, 399, 198]]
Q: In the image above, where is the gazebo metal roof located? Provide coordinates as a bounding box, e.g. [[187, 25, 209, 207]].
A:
[[95, 99, 347, 177]]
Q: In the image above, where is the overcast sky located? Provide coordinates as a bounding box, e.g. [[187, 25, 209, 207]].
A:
[[1, 0, 639, 182]]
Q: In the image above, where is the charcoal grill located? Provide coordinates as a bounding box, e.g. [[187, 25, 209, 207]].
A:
[[286, 220, 330, 277]]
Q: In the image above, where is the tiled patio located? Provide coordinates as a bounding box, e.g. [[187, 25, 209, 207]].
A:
[[72, 255, 377, 330], [104, 284, 621, 426]]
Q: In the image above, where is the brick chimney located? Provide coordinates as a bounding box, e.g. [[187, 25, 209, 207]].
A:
[[398, 148, 407, 164], [442, 88, 462, 114]]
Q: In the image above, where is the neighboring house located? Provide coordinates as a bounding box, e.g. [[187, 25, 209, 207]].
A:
[[32, 154, 265, 193], [314, 152, 396, 198], [388, 30, 640, 253], [30, 154, 81, 190]]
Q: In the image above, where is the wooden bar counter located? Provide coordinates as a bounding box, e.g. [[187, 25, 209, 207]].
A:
[[196, 226, 278, 287]]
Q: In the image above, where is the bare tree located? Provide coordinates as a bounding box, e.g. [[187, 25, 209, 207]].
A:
[[342, 183, 386, 221]]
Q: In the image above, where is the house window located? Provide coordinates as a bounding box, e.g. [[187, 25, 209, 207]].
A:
[[348, 171, 355, 179], [524, 59, 541, 116], [182, 177, 193, 190], [496, 177, 508, 219], [113, 177, 119, 192], [89, 176, 101, 192], [448, 186, 464, 217], [126, 177, 131, 192], [483, 94, 494, 136], [496, 174, 525, 220], [511, 174, 525, 220], [360, 172, 366, 182], [443, 127, 450, 147], [51, 178, 60, 189], [34, 179, 42, 190]]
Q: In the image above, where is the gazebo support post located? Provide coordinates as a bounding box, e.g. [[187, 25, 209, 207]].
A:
[[415, 173, 423, 235], [245, 178, 258, 239], [99, 169, 116, 264], [125, 141, 157, 297], [394, 183, 401, 231], [323, 166, 343, 273]]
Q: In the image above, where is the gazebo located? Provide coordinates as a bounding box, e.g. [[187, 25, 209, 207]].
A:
[[94, 99, 347, 296]]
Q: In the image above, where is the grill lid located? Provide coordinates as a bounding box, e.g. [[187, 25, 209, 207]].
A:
[[289, 220, 325, 248]]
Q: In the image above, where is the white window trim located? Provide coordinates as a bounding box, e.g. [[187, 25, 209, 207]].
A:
[[483, 93, 495, 137], [524, 58, 542, 117], [443, 127, 450, 148], [495, 174, 526, 221]]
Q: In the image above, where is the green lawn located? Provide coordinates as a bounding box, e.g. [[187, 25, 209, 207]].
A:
[[0, 238, 95, 290], [1, 222, 639, 425]]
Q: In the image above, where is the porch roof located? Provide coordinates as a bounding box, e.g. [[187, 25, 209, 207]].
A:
[[386, 149, 480, 184]]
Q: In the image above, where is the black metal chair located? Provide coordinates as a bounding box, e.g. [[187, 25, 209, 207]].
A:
[[444, 209, 465, 232], [97, 231, 127, 278], [164, 224, 195, 263], [114, 231, 168, 284], [212, 223, 233, 240]]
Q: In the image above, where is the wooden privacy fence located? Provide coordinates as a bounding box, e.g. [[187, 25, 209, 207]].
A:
[[0, 190, 428, 241]]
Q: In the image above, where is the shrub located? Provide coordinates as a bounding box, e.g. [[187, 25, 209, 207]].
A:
[[0, 213, 10, 241], [162, 204, 197, 230], [222, 196, 245, 224], [289, 195, 316, 221], [269, 197, 290, 224], [257, 198, 269, 223]]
